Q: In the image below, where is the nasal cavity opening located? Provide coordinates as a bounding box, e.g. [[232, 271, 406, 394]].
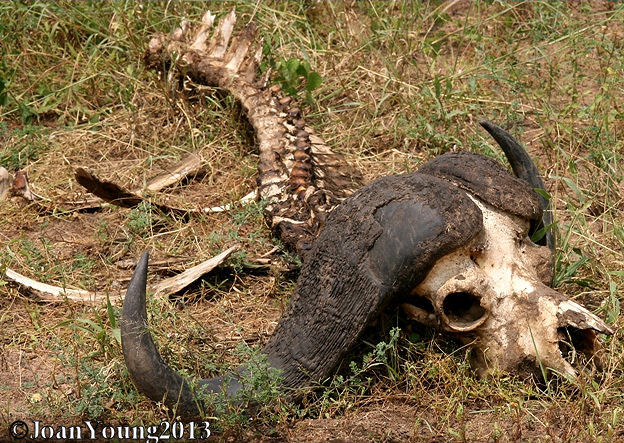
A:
[[442, 291, 487, 331], [558, 326, 597, 367]]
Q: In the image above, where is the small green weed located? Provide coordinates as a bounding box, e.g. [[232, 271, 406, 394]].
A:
[[126, 201, 156, 237], [196, 343, 284, 433], [262, 40, 322, 105], [231, 200, 267, 227], [314, 327, 401, 416]]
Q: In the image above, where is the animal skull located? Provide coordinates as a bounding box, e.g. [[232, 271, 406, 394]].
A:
[[119, 10, 615, 417], [403, 195, 613, 378]]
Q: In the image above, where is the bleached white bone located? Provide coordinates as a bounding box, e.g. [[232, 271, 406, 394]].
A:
[[190, 11, 216, 52], [210, 9, 236, 58]]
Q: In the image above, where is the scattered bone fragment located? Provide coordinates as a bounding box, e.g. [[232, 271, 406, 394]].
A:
[[0, 167, 12, 200], [151, 246, 238, 297], [75, 167, 144, 208], [2, 154, 202, 213], [4, 267, 109, 304], [72, 154, 203, 211], [203, 189, 256, 213], [143, 154, 202, 193], [58, 196, 106, 212], [75, 167, 201, 214], [75, 167, 255, 215], [4, 246, 238, 304], [2, 167, 100, 212], [401, 303, 439, 328], [2, 169, 84, 214], [11, 170, 44, 202]]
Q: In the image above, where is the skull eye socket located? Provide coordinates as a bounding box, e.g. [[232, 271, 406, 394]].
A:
[[441, 291, 488, 332]]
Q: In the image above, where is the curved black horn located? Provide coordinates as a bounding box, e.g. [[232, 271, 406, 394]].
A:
[[479, 120, 554, 251], [121, 173, 483, 416], [121, 251, 240, 416]]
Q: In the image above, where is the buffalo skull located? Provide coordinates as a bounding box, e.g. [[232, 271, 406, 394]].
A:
[[120, 120, 613, 417]]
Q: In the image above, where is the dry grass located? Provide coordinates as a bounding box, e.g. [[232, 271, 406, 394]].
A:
[[1, 1, 623, 441]]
